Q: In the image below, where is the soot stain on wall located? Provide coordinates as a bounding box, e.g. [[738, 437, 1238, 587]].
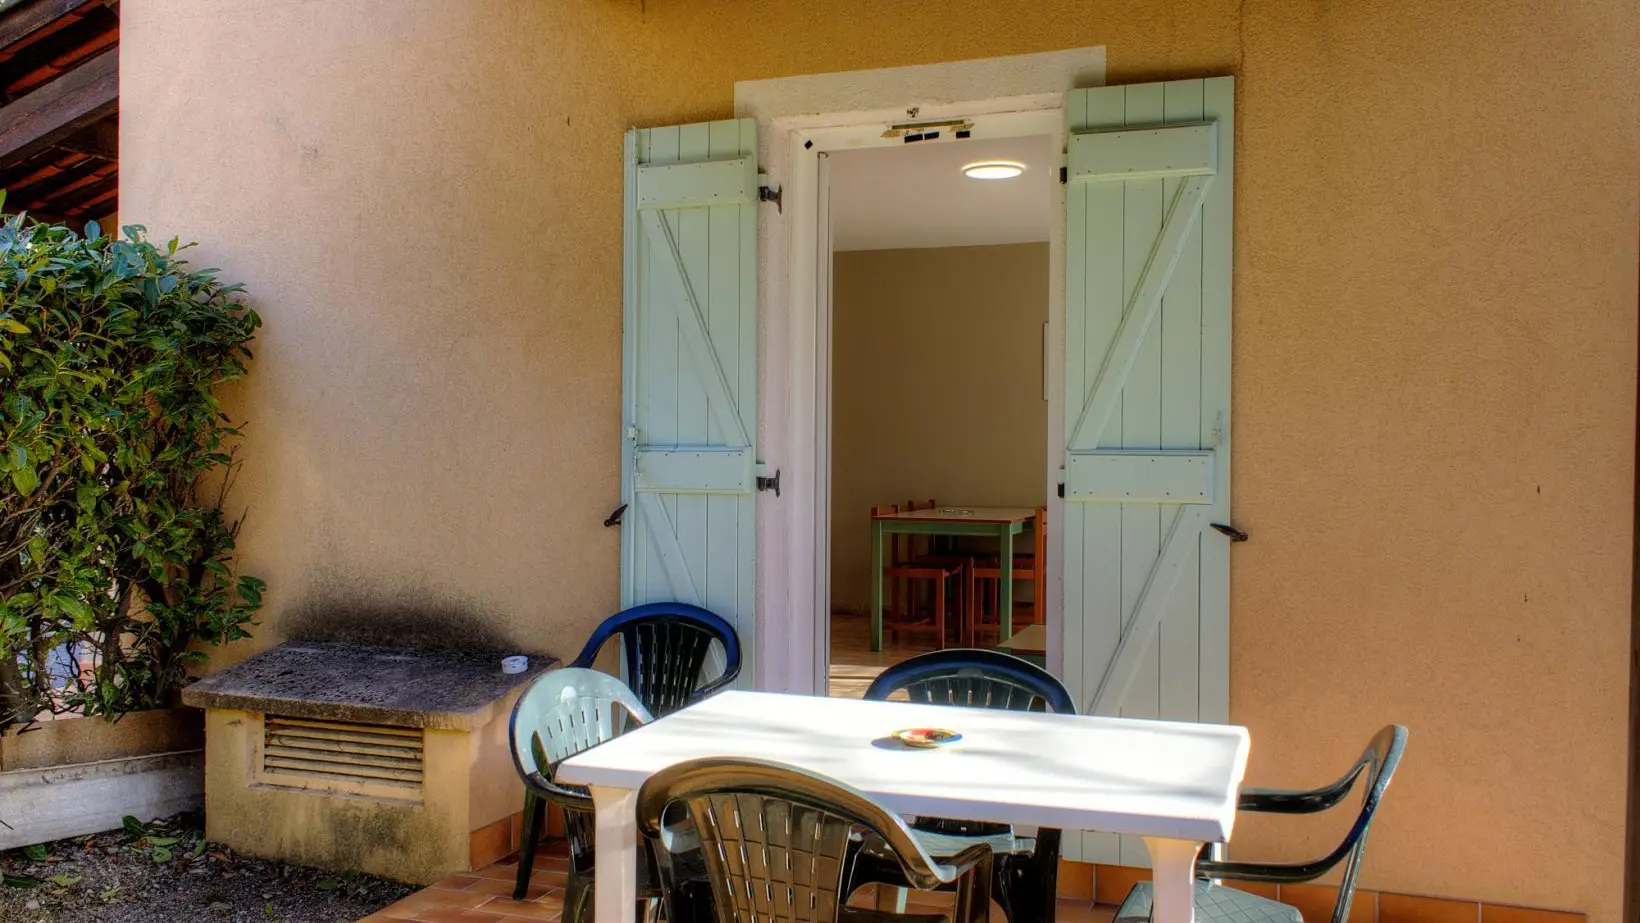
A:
[[282, 592, 534, 656]]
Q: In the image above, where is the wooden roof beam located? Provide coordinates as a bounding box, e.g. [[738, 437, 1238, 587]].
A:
[[0, 0, 102, 53], [0, 45, 115, 164]]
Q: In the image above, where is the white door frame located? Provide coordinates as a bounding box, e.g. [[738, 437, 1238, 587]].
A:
[[751, 88, 1082, 695]]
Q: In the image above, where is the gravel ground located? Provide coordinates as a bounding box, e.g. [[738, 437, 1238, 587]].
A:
[[0, 812, 414, 923]]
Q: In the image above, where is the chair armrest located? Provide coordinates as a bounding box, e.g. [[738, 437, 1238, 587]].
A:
[[929, 842, 992, 884], [1197, 855, 1335, 884], [1237, 769, 1360, 814], [523, 770, 595, 812], [691, 664, 742, 699]]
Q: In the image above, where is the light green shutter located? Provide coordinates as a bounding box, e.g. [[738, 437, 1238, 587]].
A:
[[621, 120, 758, 680], [1060, 78, 1233, 866]]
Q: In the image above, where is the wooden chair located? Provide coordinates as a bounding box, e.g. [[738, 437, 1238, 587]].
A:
[[904, 499, 968, 567], [875, 503, 964, 646], [964, 506, 1046, 645]]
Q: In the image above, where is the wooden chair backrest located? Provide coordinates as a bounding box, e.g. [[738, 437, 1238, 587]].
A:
[[871, 504, 901, 565]]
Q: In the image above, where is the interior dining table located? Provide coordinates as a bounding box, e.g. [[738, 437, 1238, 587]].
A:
[[558, 690, 1250, 923], [871, 505, 1039, 651]]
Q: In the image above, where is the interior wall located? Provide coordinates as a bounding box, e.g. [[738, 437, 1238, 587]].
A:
[[829, 244, 1050, 613], [119, 2, 1639, 921]]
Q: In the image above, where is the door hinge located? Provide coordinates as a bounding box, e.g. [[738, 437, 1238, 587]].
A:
[[759, 185, 783, 212], [1057, 483, 1066, 499], [756, 468, 782, 497], [1059, 166, 1068, 184]]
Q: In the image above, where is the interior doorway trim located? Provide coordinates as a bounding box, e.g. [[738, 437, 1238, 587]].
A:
[[736, 49, 1104, 694]]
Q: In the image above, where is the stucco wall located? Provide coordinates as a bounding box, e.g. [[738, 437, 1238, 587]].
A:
[[120, 1, 1639, 920], [830, 244, 1049, 612]]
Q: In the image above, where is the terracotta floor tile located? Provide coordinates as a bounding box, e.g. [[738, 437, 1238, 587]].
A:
[[483, 897, 567, 921], [462, 877, 558, 900], [497, 916, 564, 923], [473, 863, 528, 882], [431, 875, 489, 892], [380, 888, 497, 915], [1059, 900, 1118, 923], [412, 907, 509, 923]]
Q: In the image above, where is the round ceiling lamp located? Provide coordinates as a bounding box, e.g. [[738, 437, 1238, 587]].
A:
[[961, 160, 1026, 180]]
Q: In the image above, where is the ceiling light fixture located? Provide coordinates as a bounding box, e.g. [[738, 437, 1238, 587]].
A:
[[962, 160, 1026, 180]]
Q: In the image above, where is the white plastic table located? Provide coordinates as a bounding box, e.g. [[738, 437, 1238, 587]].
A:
[[557, 691, 1250, 923]]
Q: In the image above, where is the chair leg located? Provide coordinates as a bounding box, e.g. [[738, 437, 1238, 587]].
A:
[[934, 577, 947, 648], [514, 789, 546, 899], [565, 872, 593, 923], [954, 851, 996, 923], [957, 567, 970, 645], [873, 884, 910, 913]]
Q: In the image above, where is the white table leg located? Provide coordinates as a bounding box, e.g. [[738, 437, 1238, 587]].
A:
[[1143, 837, 1202, 923], [591, 785, 640, 923]]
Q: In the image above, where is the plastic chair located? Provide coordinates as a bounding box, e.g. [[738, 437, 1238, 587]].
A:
[[571, 602, 741, 717], [638, 756, 994, 923], [856, 649, 1076, 923], [1114, 725, 1410, 923], [507, 668, 657, 916]]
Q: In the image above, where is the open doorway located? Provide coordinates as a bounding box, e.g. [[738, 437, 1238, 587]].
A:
[[824, 133, 1058, 696]]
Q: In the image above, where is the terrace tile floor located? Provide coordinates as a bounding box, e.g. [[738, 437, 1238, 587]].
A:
[[360, 840, 1115, 923]]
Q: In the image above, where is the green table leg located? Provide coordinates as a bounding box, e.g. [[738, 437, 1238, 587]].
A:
[[998, 523, 1015, 642], [871, 519, 885, 653]]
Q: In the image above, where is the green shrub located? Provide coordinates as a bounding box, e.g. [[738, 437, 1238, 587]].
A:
[[0, 203, 264, 730]]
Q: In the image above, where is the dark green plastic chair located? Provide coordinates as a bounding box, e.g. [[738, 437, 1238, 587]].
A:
[[570, 602, 742, 718], [856, 649, 1076, 923], [1114, 725, 1409, 923], [507, 668, 658, 917], [638, 756, 994, 923]]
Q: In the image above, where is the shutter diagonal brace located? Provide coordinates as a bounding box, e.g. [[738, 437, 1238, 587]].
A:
[[1066, 173, 1214, 453], [1090, 505, 1210, 716], [640, 208, 751, 450], [637, 492, 704, 607]]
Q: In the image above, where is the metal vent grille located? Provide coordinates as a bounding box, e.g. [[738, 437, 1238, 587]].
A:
[[260, 717, 424, 794]]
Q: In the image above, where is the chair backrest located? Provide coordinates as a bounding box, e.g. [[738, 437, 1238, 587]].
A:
[[570, 603, 742, 718], [863, 648, 1077, 714], [637, 757, 961, 923], [1031, 505, 1047, 564], [508, 667, 653, 787], [1199, 725, 1408, 923], [906, 499, 936, 558], [872, 503, 902, 564]]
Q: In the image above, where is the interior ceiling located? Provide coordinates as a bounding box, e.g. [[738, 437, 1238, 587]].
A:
[[829, 134, 1054, 252]]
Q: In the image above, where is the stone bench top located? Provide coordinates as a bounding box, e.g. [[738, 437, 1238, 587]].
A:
[[181, 641, 558, 731]]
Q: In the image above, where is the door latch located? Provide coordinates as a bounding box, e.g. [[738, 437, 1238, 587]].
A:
[[1211, 522, 1248, 542], [756, 469, 782, 497]]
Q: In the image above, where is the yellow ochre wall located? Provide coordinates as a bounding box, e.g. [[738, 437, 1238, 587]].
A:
[[830, 244, 1050, 613], [120, 1, 1639, 920]]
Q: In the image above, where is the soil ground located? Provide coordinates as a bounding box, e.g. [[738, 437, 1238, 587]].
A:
[[0, 812, 413, 923]]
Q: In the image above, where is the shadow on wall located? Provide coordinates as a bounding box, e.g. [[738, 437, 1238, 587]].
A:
[[281, 596, 546, 657]]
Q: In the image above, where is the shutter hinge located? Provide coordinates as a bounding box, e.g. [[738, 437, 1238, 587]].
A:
[[1059, 166, 1068, 184], [759, 185, 783, 212], [604, 504, 628, 528], [756, 468, 782, 497]]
